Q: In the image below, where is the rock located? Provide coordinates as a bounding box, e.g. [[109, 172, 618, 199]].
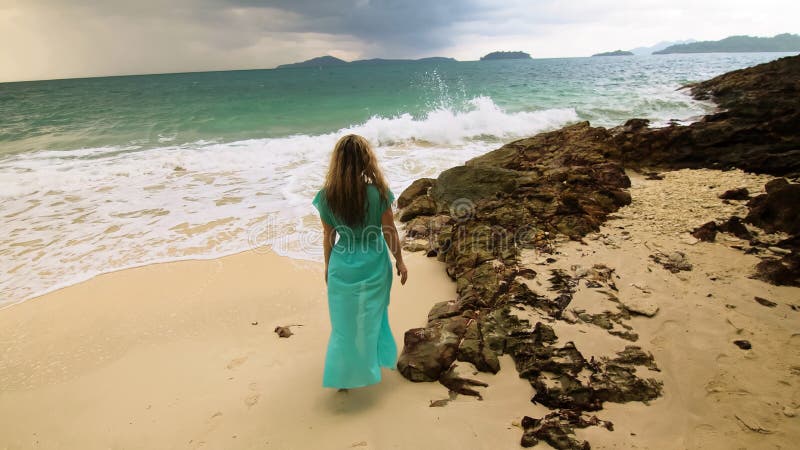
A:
[[398, 195, 437, 222], [438, 364, 489, 398], [274, 326, 293, 338], [620, 298, 660, 317], [650, 251, 692, 273], [765, 178, 789, 193], [520, 411, 610, 449], [754, 296, 777, 307], [691, 221, 718, 242], [397, 178, 435, 208], [753, 254, 800, 286], [432, 165, 520, 207], [718, 216, 752, 240], [402, 238, 430, 252], [733, 340, 752, 350], [396, 315, 470, 381], [745, 181, 800, 234], [719, 187, 750, 200]]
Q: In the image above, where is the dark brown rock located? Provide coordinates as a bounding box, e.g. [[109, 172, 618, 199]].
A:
[[754, 296, 778, 307], [745, 181, 800, 234], [691, 221, 718, 242], [719, 187, 750, 200], [397, 178, 435, 208], [718, 216, 752, 240], [398, 195, 437, 222]]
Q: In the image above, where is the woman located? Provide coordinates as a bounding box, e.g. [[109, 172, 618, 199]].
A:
[[312, 134, 409, 391]]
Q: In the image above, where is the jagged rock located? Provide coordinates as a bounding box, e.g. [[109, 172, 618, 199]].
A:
[[520, 410, 612, 449], [397, 178, 435, 208], [396, 55, 800, 450], [691, 221, 718, 242], [397, 315, 471, 382], [719, 187, 750, 200], [438, 364, 489, 398]]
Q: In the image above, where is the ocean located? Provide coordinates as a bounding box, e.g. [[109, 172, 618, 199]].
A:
[[0, 52, 794, 306]]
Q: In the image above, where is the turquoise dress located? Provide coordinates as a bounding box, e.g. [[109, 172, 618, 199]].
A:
[[312, 184, 398, 389]]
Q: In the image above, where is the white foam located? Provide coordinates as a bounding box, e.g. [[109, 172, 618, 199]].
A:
[[0, 97, 579, 306]]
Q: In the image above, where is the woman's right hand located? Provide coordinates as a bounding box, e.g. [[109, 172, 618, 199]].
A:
[[396, 260, 408, 285]]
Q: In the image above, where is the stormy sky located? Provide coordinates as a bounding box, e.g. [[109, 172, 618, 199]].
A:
[[1, 0, 797, 82]]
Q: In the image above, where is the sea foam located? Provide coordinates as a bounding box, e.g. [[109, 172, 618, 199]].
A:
[[0, 97, 578, 306]]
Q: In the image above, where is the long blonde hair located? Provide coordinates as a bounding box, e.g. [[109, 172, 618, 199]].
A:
[[323, 134, 390, 227]]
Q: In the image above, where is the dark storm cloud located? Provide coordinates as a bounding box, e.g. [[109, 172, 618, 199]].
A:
[[211, 0, 490, 54], [3, 0, 798, 81]]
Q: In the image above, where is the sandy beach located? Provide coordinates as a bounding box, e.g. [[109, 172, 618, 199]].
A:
[[0, 250, 541, 450], [2, 167, 798, 450]]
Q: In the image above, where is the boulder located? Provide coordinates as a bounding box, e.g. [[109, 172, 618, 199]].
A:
[[397, 178, 435, 208]]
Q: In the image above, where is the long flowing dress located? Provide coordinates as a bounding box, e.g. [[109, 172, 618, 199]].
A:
[[312, 184, 398, 389]]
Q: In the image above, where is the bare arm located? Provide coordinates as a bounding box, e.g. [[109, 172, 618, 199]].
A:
[[381, 206, 408, 285], [321, 219, 336, 284]]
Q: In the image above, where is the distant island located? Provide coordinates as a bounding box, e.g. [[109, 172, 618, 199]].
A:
[[480, 51, 532, 61], [628, 40, 696, 56], [276, 55, 456, 69], [592, 50, 634, 57], [654, 33, 800, 54]]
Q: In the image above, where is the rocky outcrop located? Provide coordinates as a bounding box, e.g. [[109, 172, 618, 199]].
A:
[[609, 55, 800, 178], [394, 55, 800, 447]]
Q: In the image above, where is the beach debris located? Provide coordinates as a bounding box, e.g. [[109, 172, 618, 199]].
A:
[[691, 221, 718, 242], [754, 296, 777, 307], [173, 165, 186, 172], [350, 441, 368, 447], [734, 414, 773, 434], [251, 321, 259, 326], [649, 251, 692, 273], [733, 340, 752, 350], [274, 324, 303, 338], [719, 187, 750, 200], [428, 399, 449, 407]]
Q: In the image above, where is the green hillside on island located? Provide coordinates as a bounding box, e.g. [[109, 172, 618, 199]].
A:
[[654, 33, 800, 54], [277, 55, 456, 69], [592, 50, 634, 57], [480, 51, 532, 60]]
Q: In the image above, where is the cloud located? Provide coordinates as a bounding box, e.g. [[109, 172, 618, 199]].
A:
[[0, 0, 798, 81]]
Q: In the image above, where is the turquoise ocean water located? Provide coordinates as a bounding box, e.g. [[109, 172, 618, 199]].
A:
[[0, 53, 793, 305]]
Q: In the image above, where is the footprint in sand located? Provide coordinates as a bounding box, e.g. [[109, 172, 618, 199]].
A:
[[226, 356, 247, 370], [244, 393, 260, 407]]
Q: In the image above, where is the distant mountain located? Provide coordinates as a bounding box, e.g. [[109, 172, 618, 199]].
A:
[[480, 51, 532, 61], [654, 33, 800, 54], [277, 56, 347, 69], [592, 50, 634, 57], [276, 55, 456, 69], [628, 40, 696, 56]]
